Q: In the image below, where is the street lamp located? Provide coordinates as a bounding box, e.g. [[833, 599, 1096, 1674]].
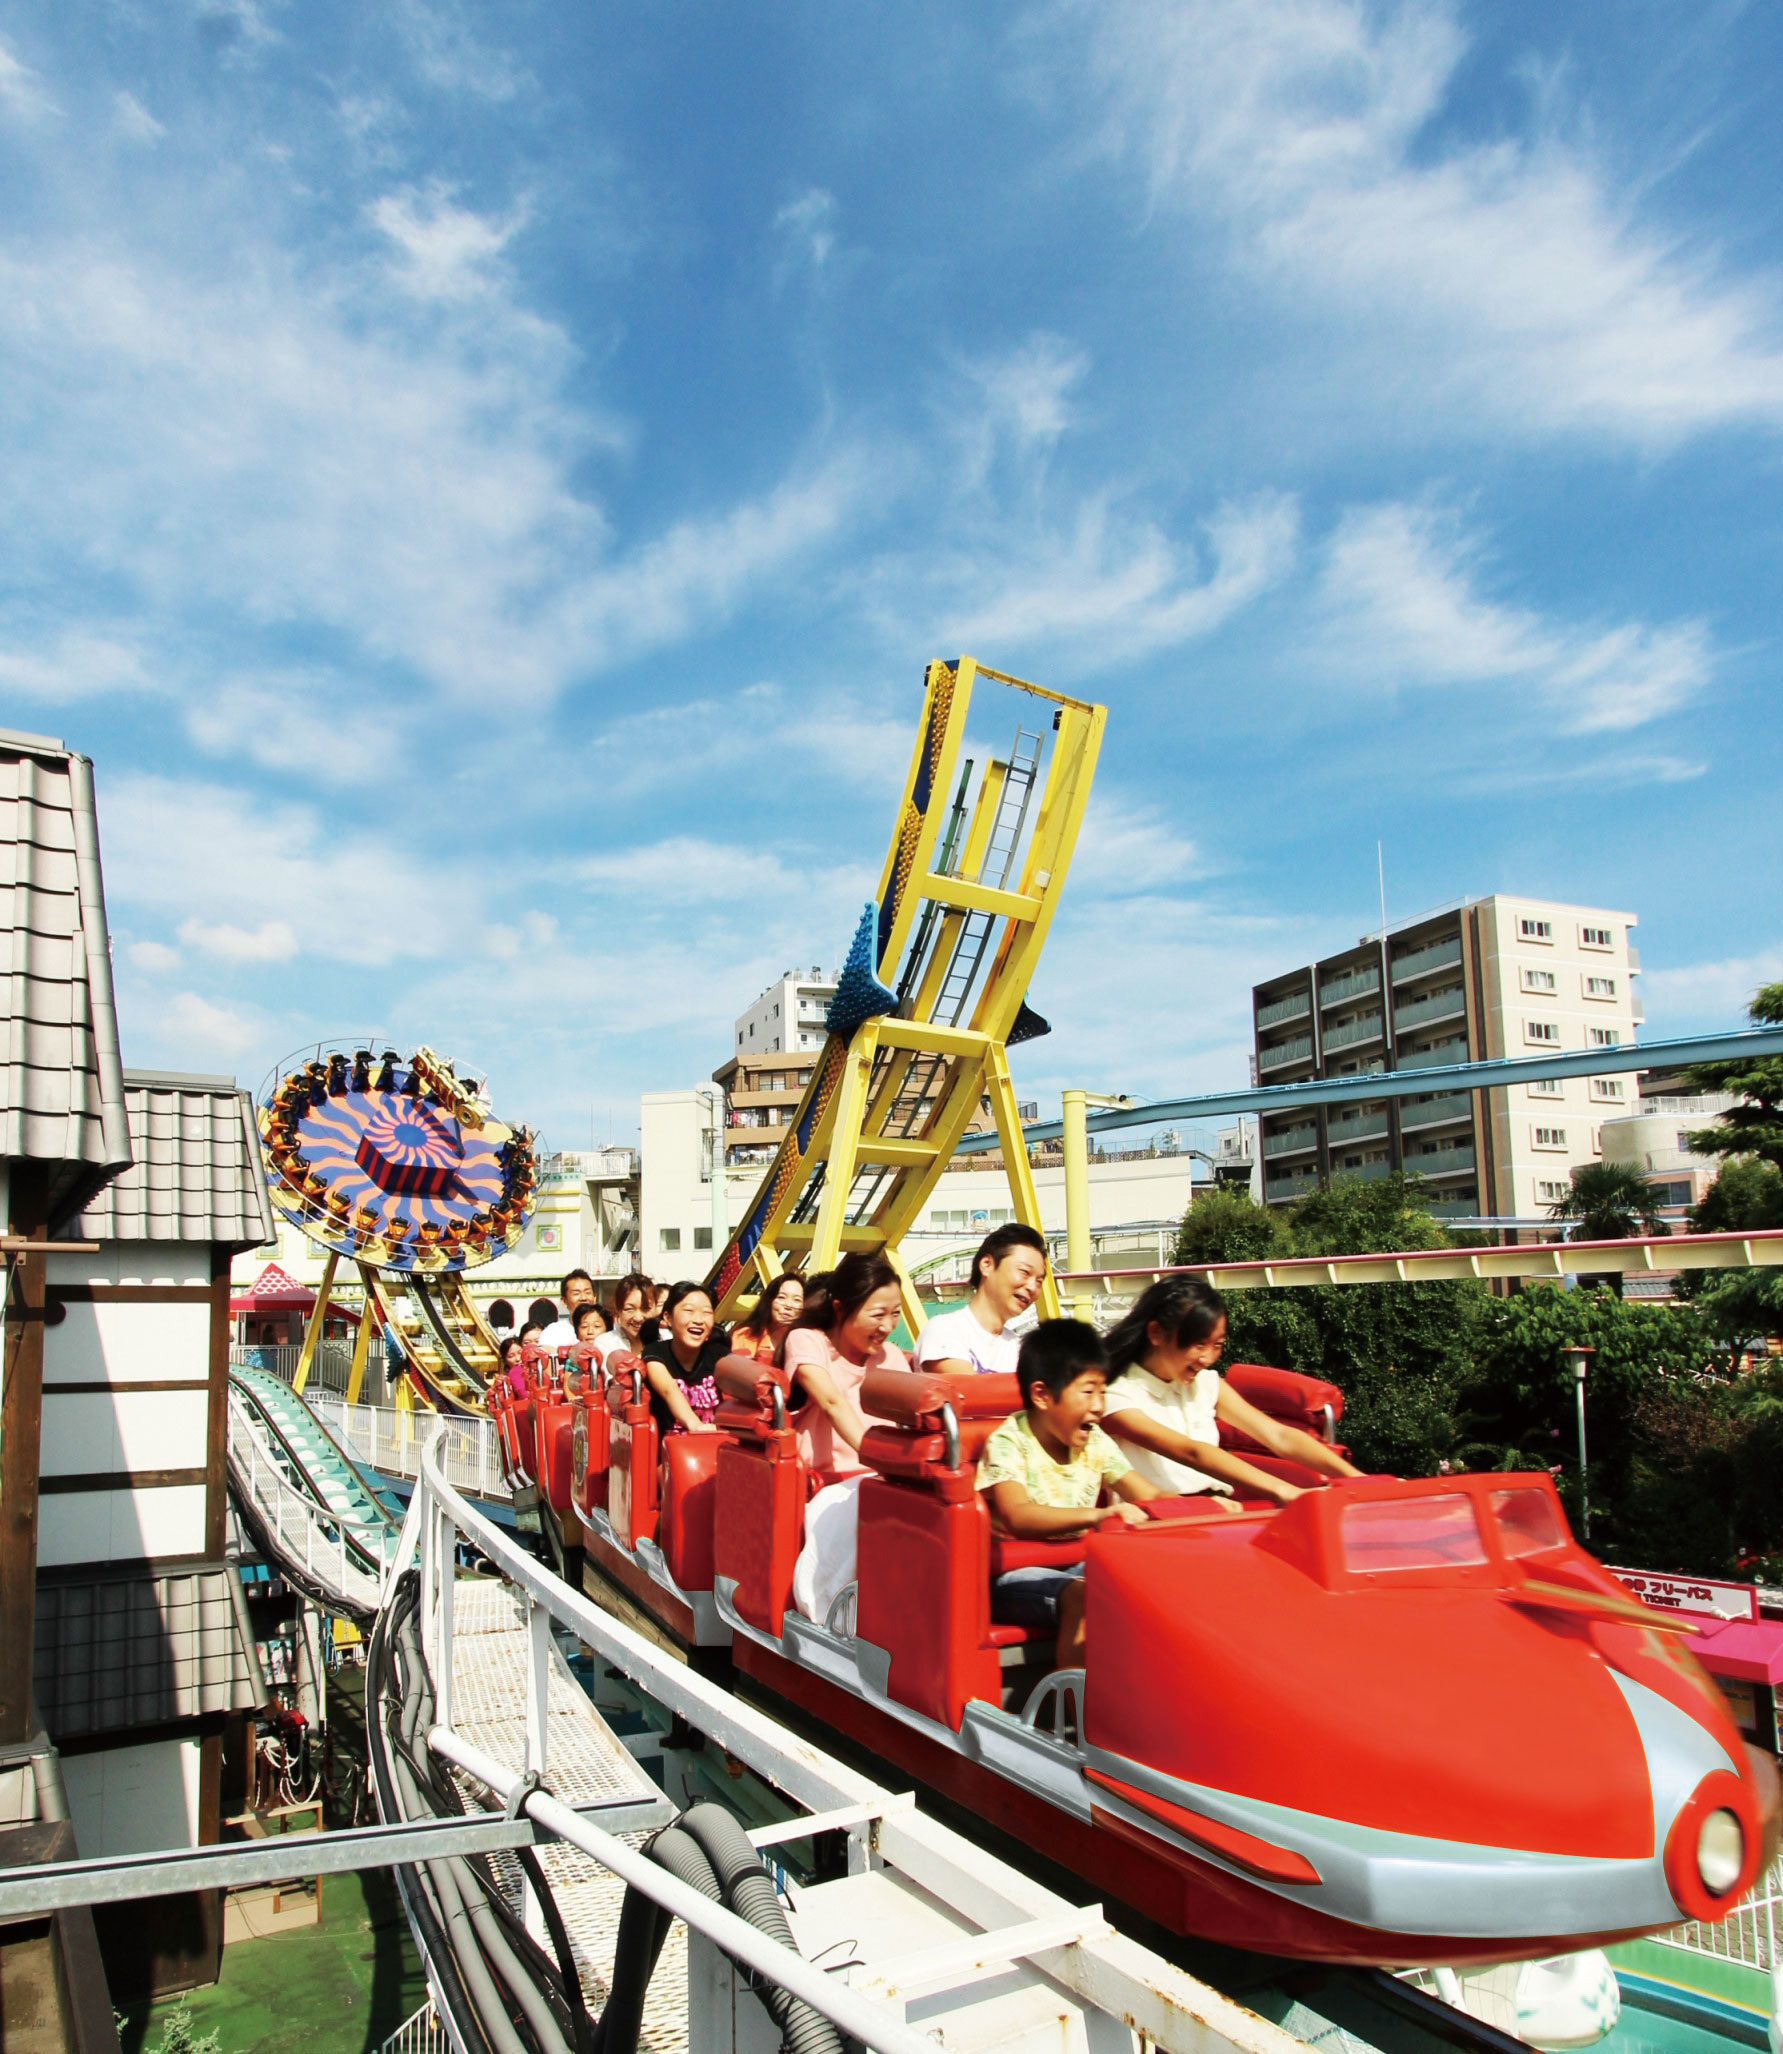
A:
[[1563, 1346, 1595, 1542]]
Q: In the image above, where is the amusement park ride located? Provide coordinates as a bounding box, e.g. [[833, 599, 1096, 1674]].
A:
[[259, 656, 1783, 1973], [258, 1041, 535, 1410]]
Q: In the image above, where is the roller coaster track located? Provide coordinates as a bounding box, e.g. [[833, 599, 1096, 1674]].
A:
[[227, 1364, 401, 1616], [359, 1262, 498, 1414]]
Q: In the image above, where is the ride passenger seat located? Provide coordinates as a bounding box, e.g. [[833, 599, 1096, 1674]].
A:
[[711, 1354, 806, 1636], [1220, 1362, 1348, 1491], [853, 1368, 1026, 1732]]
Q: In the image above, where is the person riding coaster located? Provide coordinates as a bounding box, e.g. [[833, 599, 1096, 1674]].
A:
[[567, 1317, 1783, 1966]]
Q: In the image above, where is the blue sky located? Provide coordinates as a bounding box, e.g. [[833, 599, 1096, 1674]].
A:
[[3, 0, 1781, 1151]]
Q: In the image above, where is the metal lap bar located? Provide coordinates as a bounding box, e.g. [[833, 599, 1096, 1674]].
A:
[[0, 1796, 675, 1917]]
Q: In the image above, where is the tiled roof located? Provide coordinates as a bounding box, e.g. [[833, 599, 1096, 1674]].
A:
[[34, 1565, 268, 1743], [0, 729, 132, 1223], [77, 1071, 277, 1251]]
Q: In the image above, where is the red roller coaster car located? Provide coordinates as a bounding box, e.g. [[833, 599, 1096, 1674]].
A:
[[492, 1346, 1780, 1966]]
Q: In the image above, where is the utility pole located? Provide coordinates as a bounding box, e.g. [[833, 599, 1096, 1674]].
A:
[[1061, 1091, 1133, 1320]]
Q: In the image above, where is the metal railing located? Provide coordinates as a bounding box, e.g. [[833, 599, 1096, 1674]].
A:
[[1323, 1013, 1384, 1052], [307, 1394, 508, 1503], [380, 2001, 450, 2054], [1319, 967, 1379, 1009], [1258, 1035, 1313, 1072], [1390, 937, 1462, 985], [1393, 988, 1468, 1034], [1650, 1853, 1781, 1973], [232, 1339, 370, 1397], [1257, 990, 1311, 1029], [400, 1432, 1294, 2054]]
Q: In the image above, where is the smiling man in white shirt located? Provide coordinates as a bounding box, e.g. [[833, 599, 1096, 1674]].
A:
[[912, 1222, 1049, 1377]]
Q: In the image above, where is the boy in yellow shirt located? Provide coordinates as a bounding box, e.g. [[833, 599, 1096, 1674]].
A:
[[976, 1320, 1163, 1665]]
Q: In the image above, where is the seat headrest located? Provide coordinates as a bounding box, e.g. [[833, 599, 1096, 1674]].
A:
[[859, 1367, 1022, 1430], [715, 1352, 789, 1405], [1225, 1361, 1345, 1426]]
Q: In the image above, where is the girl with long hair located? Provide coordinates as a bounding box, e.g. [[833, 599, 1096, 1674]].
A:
[[639, 1280, 725, 1434], [783, 1252, 907, 1476], [1100, 1276, 1360, 1504]]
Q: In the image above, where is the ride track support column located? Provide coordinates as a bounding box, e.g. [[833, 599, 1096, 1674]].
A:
[[293, 1248, 339, 1395], [343, 1290, 375, 1405], [1062, 1092, 1092, 1322]]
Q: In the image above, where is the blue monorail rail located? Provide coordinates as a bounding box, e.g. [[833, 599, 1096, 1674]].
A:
[[953, 1026, 1783, 1154]]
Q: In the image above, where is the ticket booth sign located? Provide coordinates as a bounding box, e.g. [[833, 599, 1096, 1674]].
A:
[[1608, 1568, 1759, 1623]]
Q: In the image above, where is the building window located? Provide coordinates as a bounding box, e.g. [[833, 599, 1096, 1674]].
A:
[[659, 1227, 681, 1252], [1518, 917, 1554, 941], [1529, 1079, 1565, 1098], [1591, 1079, 1626, 1101], [1534, 1126, 1567, 1149], [1656, 1180, 1693, 1207], [1521, 968, 1557, 993], [694, 1227, 713, 1251], [1580, 925, 1613, 949], [1588, 1026, 1620, 1048], [1583, 975, 1617, 998], [1525, 1020, 1560, 1044], [1536, 1179, 1570, 1202]]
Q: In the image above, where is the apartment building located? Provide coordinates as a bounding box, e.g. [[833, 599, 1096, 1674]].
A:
[[732, 965, 838, 1059], [1252, 896, 1642, 1221]]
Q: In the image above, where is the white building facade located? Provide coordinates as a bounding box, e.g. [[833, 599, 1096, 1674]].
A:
[[731, 966, 838, 1059]]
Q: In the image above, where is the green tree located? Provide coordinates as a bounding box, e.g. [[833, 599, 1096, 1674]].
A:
[[1174, 1174, 1483, 1475], [1456, 1290, 1716, 1556], [1173, 1185, 1284, 1266], [1682, 982, 1783, 1171], [1549, 1161, 1671, 1242]]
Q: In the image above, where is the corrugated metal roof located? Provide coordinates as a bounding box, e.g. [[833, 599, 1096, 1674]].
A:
[[33, 1566, 268, 1742], [77, 1071, 277, 1251], [1, 731, 132, 1223]]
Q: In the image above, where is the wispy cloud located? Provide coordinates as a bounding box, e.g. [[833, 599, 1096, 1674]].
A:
[[370, 183, 526, 301], [0, 36, 57, 121], [1045, 0, 1783, 442], [1643, 951, 1783, 1033], [926, 488, 1299, 664], [1317, 501, 1715, 732], [394, 0, 531, 101], [0, 628, 147, 698], [177, 916, 300, 963]]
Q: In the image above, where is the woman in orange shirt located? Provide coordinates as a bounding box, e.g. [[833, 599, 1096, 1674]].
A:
[[731, 1273, 804, 1366]]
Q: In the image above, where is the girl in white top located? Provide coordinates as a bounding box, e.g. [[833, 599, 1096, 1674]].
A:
[[1100, 1276, 1362, 1507]]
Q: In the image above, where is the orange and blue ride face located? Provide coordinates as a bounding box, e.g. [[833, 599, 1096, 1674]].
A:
[[1081, 1474, 1779, 1964], [293, 1089, 507, 1272]]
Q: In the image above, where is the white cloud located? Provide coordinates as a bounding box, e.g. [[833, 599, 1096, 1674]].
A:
[[157, 990, 262, 1061], [177, 916, 299, 962], [0, 629, 146, 698], [182, 672, 398, 785], [1049, 0, 1783, 441], [0, 228, 866, 709], [370, 183, 523, 301], [1069, 797, 1205, 896], [0, 37, 57, 119], [930, 489, 1299, 663], [101, 776, 468, 966], [1642, 953, 1783, 1033], [1318, 501, 1714, 732], [395, 0, 530, 101], [124, 939, 180, 974], [774, 188, 839, 275], [954, 333, 1089, 488], [576, 837, 814, 906], [113, 91, 164, 141]]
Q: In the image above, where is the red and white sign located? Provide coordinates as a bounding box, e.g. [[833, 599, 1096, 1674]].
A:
[[1608, 1568, 1758, 1623]]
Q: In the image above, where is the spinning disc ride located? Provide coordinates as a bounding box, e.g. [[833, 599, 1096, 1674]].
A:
[[258, 1043, 535, 1411]]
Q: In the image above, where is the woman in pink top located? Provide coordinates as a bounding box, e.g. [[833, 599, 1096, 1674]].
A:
[[782, 1253, 909, 1478]]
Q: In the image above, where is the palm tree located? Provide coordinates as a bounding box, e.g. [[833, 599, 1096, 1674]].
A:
[[1549, 1164, 1670, 1292]]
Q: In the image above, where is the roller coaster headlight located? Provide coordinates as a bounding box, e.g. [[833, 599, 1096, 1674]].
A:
[[1664, 1771, 1756, 1918]]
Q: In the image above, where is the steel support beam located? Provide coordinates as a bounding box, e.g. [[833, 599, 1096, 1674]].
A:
[[953, 1026, 1783, 1155], [0, 1793, 675, 1918]]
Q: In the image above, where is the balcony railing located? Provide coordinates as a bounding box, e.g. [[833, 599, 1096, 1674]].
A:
[[1319, 966, 1379, 1009], [1399, 1037, 1469, 1071], [1326, 1112, 1388, 1147], [1391, 935, 1462, 985], [1258, 1035, 1313, 1072], [1264, 1172, 1320, 1204], [1323, 1012, 1384, 1053], [1399, 1093, 1472, 1134], [1393, 986, 1468, 1034], [1405, 1143, 1476, 1177], [1263, 1126, 1318, 1159], [1256, 989, 1311, 1030]]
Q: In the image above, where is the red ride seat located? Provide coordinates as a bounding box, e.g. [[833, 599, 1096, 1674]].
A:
[[711, 1353, 804, 1637], [854, 1369, 1023, 1731], [605, 1357, 658, 1551], [658, 1432, 722, 1595], [570, 1379, 611, 1528]]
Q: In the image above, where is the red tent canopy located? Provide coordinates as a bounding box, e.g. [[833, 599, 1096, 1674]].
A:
[[229, 1262, 360, 1321]]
